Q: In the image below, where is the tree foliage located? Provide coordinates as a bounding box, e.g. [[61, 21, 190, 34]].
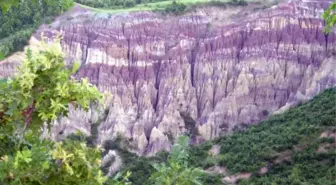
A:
[[149, 136, 204, 185], [75, 0, 167, 9], [230, 0, 247, 6], [191, 88, 336, 185], [0, 0, 73, 13], [0, 0, 74, 59], [0, 40, 102, 134], [163, 1, 187, 15], [323, 2, 336, 33], [0, 136, 108, 185], [0, 42, 126, 185], [0, 0, 20, 12]]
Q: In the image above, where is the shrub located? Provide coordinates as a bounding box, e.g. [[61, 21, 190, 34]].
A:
[[230, 0, 248, 6], [0, 136, 107, 185], [0, 42, 128, 185], [164, 1, 187, 15], [0, 0, 74, 59], [124, 0, 136, 8], [149, 136, 204, 185]]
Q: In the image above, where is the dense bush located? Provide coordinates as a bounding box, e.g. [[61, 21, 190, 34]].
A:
[[148, 136, 204, 185], [0, 28, 34, 58], [106, 135, 211, 185], [190, 88, 336, 184], [204, 0, 228, 8], [163, 1, 187, 15], [215, 88, 336, 173], [0, 137, 108, 185], [229, 0, 248, 6], [124, 0, 136, 8], [0, 43, 120, 185]]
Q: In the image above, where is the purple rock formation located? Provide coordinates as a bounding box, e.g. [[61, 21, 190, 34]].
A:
[[7, 0, 336, 155]]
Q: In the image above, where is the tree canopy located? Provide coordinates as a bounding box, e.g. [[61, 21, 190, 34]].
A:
[[0, 0, 74, 60], [149, 136, 204, 185], [0, 41, 110, 185]]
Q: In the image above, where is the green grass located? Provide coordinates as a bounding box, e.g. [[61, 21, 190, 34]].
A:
[[76, 0, 278, 14], [76, 0, 226, 13]]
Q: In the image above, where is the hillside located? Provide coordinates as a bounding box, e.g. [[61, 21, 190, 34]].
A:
[[114, 88, 336, 184], [1, 0, 335, 156], [0, 0, 335, 184]]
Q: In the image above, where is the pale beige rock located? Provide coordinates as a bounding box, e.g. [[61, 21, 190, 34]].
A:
[[319, 130, 336, 139], [222, 172, 252, 184], [258, 167, 269, 175], [205, 165, 228, 175], [137, 133, 149, 154], [208, 144, 221, 156]]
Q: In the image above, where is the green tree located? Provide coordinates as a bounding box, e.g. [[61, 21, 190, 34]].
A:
[[323, 2, 336, 33], [0, 0, 19, 12], [0, 136, 108, 185], [0, 41, 128, 185], [149, 136, 204, 185], [164, 1, 186, 15], [0, 39, 102, 135], [0, 0, 73, 13], [0, 0, 74, 60]]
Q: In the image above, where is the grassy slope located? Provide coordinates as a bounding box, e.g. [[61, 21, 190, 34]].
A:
[[76, 0, 264, 13], [76, 0, 215, 13], [115, 88, 336, 185]]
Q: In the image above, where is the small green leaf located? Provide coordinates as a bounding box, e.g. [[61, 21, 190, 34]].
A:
[[42, 161, 50, 170], [72, 62, 80, 74], [0, 52, 4, 60]]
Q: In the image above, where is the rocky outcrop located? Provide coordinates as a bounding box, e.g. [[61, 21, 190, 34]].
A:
[[222, 172, 252, 184], [2, 0, 336, 156], [101, 150, 122, 176]]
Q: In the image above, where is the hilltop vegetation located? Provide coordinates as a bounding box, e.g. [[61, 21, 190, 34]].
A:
[[75, 0, 249, 14], [0, 0, 73, 59], [75, 0, 222, 9], [75, 0, 168, 8]]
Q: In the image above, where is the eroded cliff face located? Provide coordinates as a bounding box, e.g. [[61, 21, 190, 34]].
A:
[[2, 0, 336, 156]]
